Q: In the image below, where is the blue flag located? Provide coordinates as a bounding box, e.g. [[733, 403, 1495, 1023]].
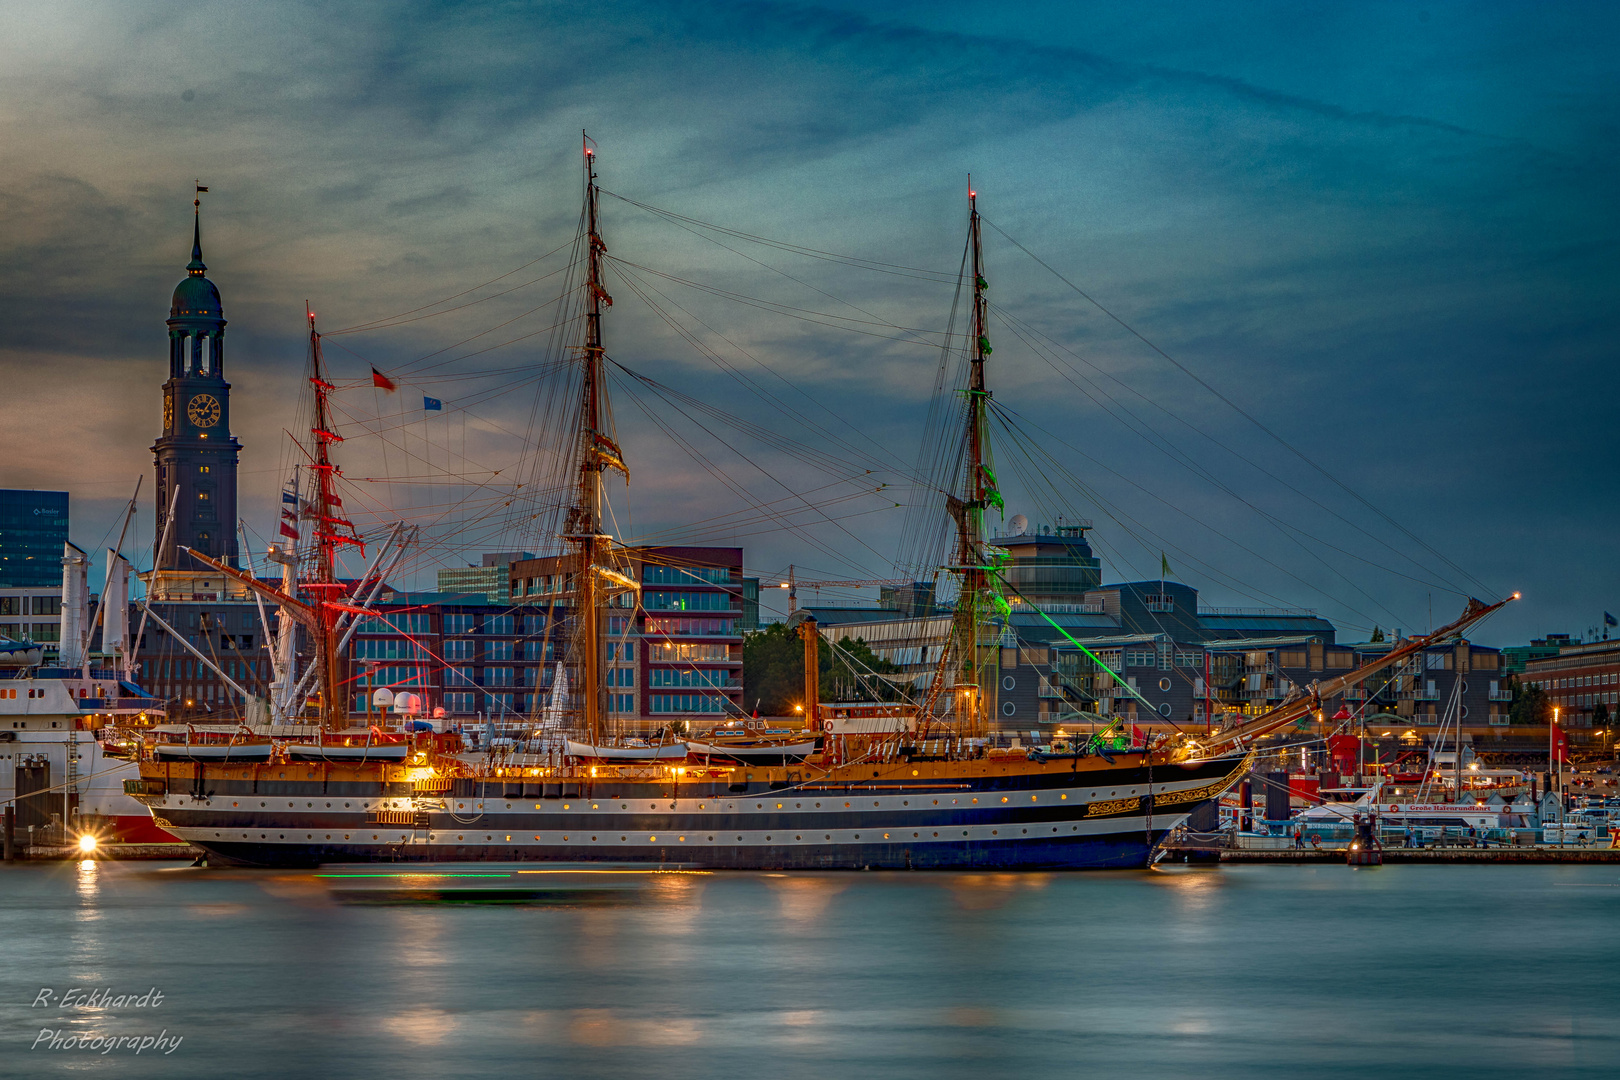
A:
[[423, 396, 442, 411], [281, 490, 297, 505], [1606, 612, 1617, 628]]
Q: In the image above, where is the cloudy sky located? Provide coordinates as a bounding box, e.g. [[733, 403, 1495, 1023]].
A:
[[2, 0, 1615, 644]]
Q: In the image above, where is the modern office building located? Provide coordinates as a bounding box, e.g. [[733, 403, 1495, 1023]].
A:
[[511, 546, 745, 729], [0, 490, 69, 589], [436, 551, 535, 604], [1523, 639, 1620, 749]]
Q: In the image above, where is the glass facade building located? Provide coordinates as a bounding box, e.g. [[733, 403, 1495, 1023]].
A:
[[0, 490, 69, 588]]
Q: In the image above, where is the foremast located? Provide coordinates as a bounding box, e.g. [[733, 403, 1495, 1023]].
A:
[[302, 315, 365, 727], [563, 135, 631, 746]]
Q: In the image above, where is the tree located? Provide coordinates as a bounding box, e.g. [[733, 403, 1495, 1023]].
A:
[[1594, 699, 1610, 731], [1509, 678, 1551, 727], [1370, 625, 1385, 643], [743, 623, 908, 715]]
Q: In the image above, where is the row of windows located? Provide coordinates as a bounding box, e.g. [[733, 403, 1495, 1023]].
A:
[[0, 597, 59, 616], [641, 565, 736, 585], [361, 665, 430, 687], [648, 668, 735, 689], [441, 691, 522, 715], [1557, 692, 1617, 708], [607, 668, 635, 687], [649, 693, 732, 714], [0, 623, 60, 641], [353, 638, 429, 661], [610, 693, 636, 714], [643, 617, 736, 637], [643, 641, 728, 662], [644, 591, 736, 612], [1545, 673, 1619, 689], [355, 614, 433, 634]]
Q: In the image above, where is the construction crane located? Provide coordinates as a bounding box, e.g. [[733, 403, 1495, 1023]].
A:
[[777, 564, 915, 611]]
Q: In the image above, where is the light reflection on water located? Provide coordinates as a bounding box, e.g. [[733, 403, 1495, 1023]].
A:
[[2, 861, 1617, 1079]]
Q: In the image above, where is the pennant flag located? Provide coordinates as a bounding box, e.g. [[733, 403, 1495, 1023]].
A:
[[195, 184, 209, 193], [1606, 612, 1617, 628], [423, 396, 442, 411], [1160, 551, 1172, 579], [279, 521, 298, 540], [371, 367, 397, 392], [282, 490, 297, 505], [1551, 720, 1571, 763]]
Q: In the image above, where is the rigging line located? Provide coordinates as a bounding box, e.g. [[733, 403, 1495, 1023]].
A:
[[605, 195, 948, 347], [996, 409, 1382, 633], [328, 264, 575, 349], [981, 214, 1493, 597], [608, 369, 857, 572], [989, 406, 1386, 629], [607, 258, 950, 347], [327, 236, 578, 335], [989, 302, 1473, 596], [994, 316, 1420, 625], [633, 502, 904, 548], [629, 489, 890, 544], [608, 366, 884, 575], [605, 260, 917, 475], [605, 268, 910, 483], [322, 310, 587, 381], [599, 190, 958, 281], [328, 372, 576, 472], [896, 235, 973, 581]]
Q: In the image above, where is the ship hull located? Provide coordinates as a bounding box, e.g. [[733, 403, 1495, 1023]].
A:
[[137, 753, 1243, 870]]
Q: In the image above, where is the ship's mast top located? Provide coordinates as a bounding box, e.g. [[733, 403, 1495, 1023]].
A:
[[568, 134, 630, 745], [948, 182, 999, 736], [304, 310, 362, 726]]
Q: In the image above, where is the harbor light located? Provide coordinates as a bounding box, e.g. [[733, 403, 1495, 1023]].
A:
[[78, 834, 98, 854]]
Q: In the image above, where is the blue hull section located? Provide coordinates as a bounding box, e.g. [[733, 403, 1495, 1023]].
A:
[[195, 831, 1169, 871]]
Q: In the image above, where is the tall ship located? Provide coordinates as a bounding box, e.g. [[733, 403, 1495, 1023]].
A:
[[124, 145, 1514, 869]]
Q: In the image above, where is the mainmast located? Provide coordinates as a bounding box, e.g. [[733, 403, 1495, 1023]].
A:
[[305, 314, 364, 728], [942, 185, 1000, 738], [565, 135, 629, 745]]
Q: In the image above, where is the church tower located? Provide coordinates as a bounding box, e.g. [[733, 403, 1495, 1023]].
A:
[[150, 195, 243, 597]]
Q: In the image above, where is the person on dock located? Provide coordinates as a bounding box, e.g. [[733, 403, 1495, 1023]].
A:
[[1293, 826, 1304, 850]]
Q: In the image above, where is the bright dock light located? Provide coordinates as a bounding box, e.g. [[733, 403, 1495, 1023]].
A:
[[78, 834, 98, 854]]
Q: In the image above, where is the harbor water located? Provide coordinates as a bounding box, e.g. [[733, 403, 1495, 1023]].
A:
[[2, 860, 1617, 1078]]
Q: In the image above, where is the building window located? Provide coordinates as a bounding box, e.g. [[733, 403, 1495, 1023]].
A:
[[649, 693, 730, 714], [446, 693, 475, 715], [610, 693, 636, 714], [645, 641, 728, 662], [485, 640, 514, 661], [444, 614, 477, 635], [642, 565, 734, 585], [444, 639, 475, 661], [484, 615, 514, 635], [483, 667, 513, 686], [644, 591, 735, 612]]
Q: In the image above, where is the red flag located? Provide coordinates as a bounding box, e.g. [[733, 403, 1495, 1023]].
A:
[[1551, 720, 1571, 764], [371, 367, 397, 392], [279, 521, 298, 539], [1130, 724, 1145, 746]]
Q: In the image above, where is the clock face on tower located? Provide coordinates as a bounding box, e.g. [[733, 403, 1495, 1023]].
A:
[[187, 394, 221, 428]]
